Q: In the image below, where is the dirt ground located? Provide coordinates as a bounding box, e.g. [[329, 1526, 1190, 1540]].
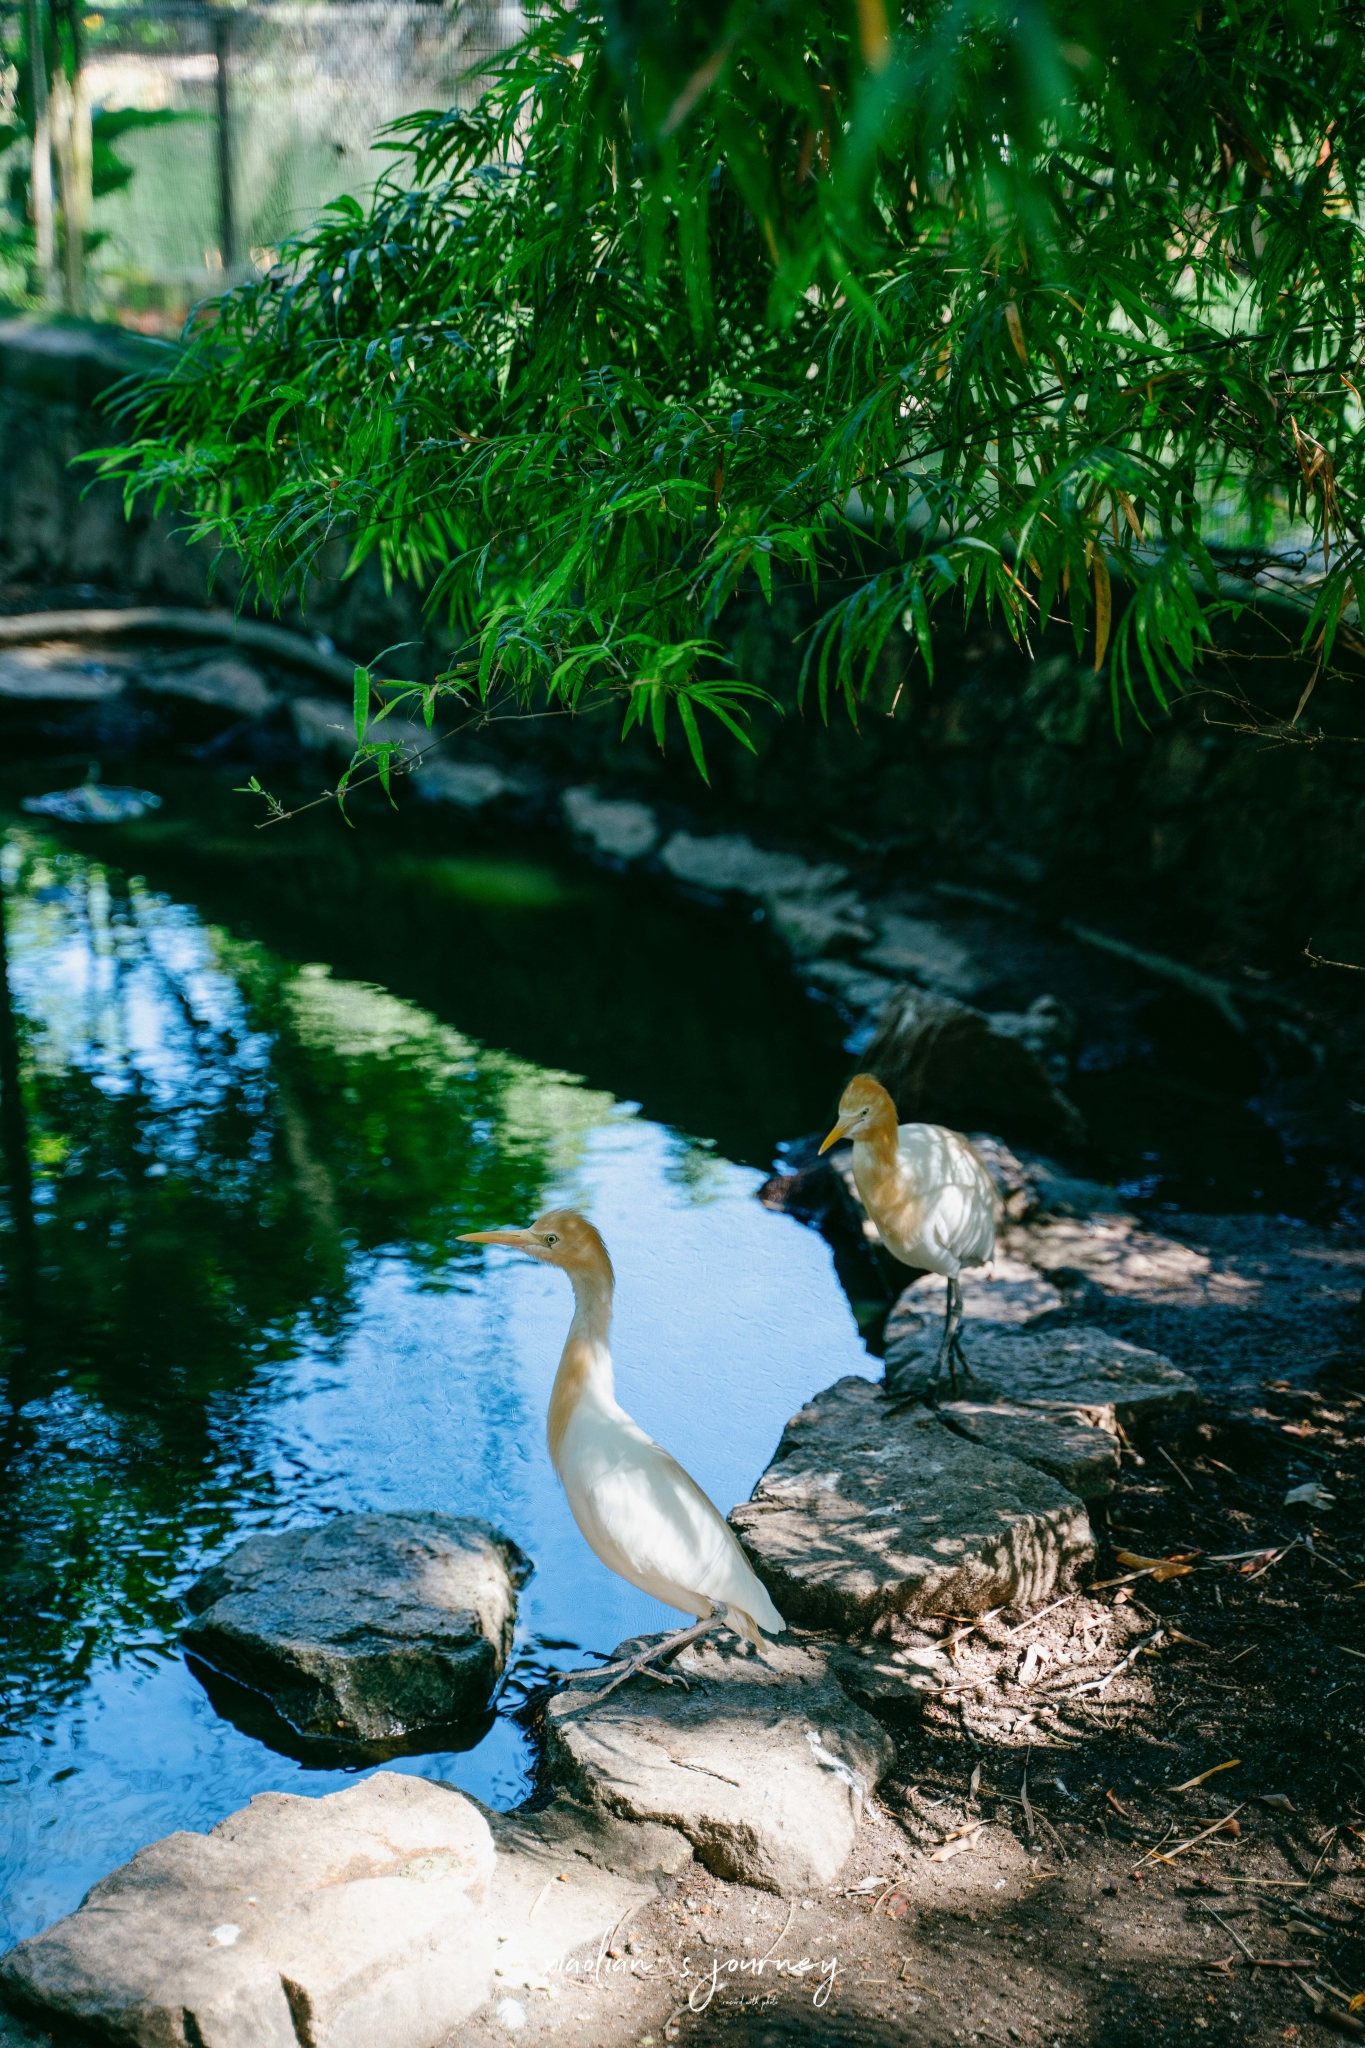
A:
[[463, 1205, 1365, 2048]]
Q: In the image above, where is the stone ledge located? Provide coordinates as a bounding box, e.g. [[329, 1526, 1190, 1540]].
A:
[[730, 1378, 1093, 1631], [544, 1633, 895, 1898], [883, 1322, 1200, 1428]]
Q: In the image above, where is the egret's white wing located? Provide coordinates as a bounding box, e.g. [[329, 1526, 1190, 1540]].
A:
[[896, 1122, 996, 1271], [560, 1405, 784, 1635]]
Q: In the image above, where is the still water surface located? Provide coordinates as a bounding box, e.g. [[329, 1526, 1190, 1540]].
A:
[[0, 773, 869, 1947]]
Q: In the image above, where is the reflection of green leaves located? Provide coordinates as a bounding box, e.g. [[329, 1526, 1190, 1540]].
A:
[[389, 855, 572, 911], [0, 834, 615, 1722]]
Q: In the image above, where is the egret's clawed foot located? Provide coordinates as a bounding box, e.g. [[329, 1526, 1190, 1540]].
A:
[[559, 1617, 716, 1710]]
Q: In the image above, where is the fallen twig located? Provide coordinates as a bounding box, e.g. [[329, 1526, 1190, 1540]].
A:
[[1156, 1443, 1197, 1492], [759, 1903, 796, 1961], [1247, 1539, 1301, 1581], [1134, 1806, 1246, 1872], [1004, 1592, 1080, 1638], [1059, 1628, 1166, 1698], [1299, 1980, 1365, 2038], [1205, 1905, 1258, 1963]]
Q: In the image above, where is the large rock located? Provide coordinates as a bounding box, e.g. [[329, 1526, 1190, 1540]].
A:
[[544, 1633, 895, 1896], [140, 655, 275, 719], [985, 995, 1078, 1085], [182, 1513, 530, 1746], [0, 1776, 665, 2047], [476, 1800, 673, 2000], [884, 1257, 1064, 1334], [0, 1774, 500, 2048], [883, 1322, 1200, 1429], [802, 958, 901, 1020], [0, 642, 127, 700], [934, 1399, 1121, 1500], [859, 912, 989, 999], [659, 830, 846, 901], [562, 786, 659, 861], [860, 984, 1085, 1145], [729, 1378, 1093, 1630], [765, 889, 873, 959], [417, 757, 518, 811]]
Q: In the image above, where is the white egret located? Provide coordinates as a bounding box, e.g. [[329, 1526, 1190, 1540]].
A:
[[458, 1209, 784, 1696], [820, 1072, 995, 1395]]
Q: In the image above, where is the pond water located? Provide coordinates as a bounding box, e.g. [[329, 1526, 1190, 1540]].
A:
[[0, 764, 869, 1949]]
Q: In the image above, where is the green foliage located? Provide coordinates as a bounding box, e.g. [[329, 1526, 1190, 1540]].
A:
[[91, 106, 204, 203], [101, 0, 1365, 762]]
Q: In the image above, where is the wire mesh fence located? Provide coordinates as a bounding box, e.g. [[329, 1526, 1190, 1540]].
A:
[[0, 0, 522, 331]]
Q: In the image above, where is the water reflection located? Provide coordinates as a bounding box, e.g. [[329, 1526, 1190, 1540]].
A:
[[0, 817, 872, 1948]]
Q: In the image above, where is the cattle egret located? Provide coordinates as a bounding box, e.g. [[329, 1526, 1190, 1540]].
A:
[[458, 1209, 784, 1696], [820, 1072, 995, 1394]]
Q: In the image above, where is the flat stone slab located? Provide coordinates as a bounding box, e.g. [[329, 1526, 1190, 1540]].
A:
[[0, 643, 127, 700], [859, 912, 989, 999], [182, 1512, 530, 1745], [885, 1258, 1063, 1337], [140, 656, 275, 719], [729, 1378, 1093, 1631], [883, 1322, 1200, 1428], [0, 1775, 659, 2047], [415, 757, 515, 810], [544, 1634, 895, 1897], [935, 1400, 1120, 1501], [765, 889, 873, 959], [659, 830, 846, 901], [562, 786, 659, 861], [0, 1774, 500, 2048]]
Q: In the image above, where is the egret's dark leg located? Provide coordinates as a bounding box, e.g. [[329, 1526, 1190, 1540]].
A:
[[947, 1275, 973, 1394], [925, 1276, 961, 1400], [559, 1616, 716, 1710]]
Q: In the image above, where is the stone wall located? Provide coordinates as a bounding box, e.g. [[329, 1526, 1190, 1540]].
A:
[[2, 314, 1362, 969]]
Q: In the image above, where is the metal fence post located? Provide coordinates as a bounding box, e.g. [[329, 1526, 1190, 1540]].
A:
[[213, 10, 236, 271]]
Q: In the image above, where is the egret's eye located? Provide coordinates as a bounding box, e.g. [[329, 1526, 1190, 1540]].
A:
[[542, 1232, 560, 1247]]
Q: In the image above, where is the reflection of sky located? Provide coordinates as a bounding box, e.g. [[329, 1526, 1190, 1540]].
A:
[[0, 838, 873, 1947], [3, 1123, 872, 1946], [264, 1113, 874, 1658]]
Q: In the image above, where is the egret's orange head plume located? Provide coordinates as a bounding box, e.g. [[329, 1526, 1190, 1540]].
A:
[[819, 1071, 897, 1153], [458, 1207, 614, 1283]]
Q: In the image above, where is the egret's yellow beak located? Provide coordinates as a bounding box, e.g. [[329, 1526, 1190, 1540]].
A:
[[458, 1225, 538, 1249], [818, 1114, 852, 1156]]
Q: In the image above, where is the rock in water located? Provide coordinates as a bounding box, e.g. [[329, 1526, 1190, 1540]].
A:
[[0, 1774, 500, 2048], [659, 830, 848, 901], [730, 1378, 1093, 1630], [182, 1513, 530, 1745], [139, 655, 275, 719], [0, 1776, 667, 2047], [545, 1633, 894, 1896], [860, 911, 989, 999], [562, 786, 659, 861], [860, 984, 1085, 1145]]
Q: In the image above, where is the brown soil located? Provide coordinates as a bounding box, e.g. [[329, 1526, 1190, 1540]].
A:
[[464, 1212, 1365, 2048]]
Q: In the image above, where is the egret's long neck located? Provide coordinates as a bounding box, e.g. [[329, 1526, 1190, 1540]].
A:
[[547, 1264, 615, 1470], [852, 1106, 920, 1222]]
